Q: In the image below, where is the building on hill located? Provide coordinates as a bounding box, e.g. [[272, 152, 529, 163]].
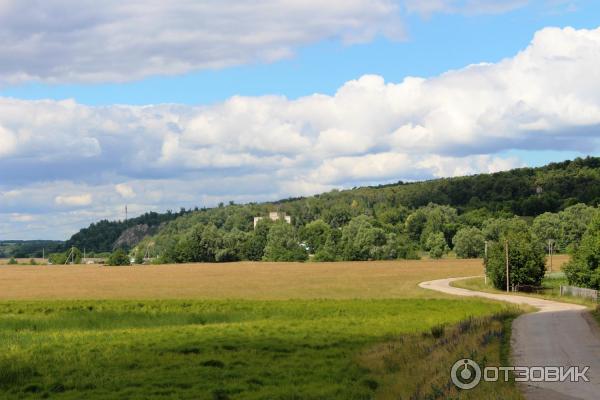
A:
[[253, 211, 291, 229]]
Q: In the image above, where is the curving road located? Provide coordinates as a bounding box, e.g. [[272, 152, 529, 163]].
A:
[[419, 277, 600, 400]]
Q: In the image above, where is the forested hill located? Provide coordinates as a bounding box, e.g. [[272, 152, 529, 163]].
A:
[[65, 210, 190, 253], [67, 156, 600, 252]]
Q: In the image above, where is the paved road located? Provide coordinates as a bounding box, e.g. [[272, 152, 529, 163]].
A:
[[419, 277, 600, 400]]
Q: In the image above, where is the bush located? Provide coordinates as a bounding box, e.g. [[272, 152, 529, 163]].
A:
[[7, 257, 18, 265], [453, 227, 485, 259], [107, 249, 131, 266], [425, 232, 447, 259], [49, 248, 83, 265], [485, 229, 546, 290], [564, 214, 600, 289], [263, 223, 308, 262]]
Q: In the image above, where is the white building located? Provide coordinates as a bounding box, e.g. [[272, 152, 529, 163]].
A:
[[253, 211, 292, 228]]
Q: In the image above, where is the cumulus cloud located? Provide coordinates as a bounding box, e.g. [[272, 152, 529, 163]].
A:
[[1, 25, 600, 238], [0, 0, 405, 84], [0, 0, 543, 85]]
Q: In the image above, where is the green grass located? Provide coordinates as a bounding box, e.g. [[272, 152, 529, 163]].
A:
[[360, 311, 523, 399], [451, 274, 597, 307], [0, 298, 515, 399]]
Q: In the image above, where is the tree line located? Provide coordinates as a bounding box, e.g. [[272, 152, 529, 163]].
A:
[[61, 156, 600, 253]]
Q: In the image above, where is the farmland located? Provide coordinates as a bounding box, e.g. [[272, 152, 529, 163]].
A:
[[0, 258, 487, 300], [0, 259, 521, 399]]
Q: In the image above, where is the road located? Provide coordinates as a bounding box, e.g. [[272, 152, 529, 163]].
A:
[[419, 277, 600, 400]]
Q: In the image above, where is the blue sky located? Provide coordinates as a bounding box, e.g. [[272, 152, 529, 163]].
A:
[[2, 1, 599, 107], [0, 0, 599, 239]]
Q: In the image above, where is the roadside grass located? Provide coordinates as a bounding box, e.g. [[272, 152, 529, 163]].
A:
[[0, 298, 516, 399], [451, 274, 596, 308], [360, 311, 523, 399]]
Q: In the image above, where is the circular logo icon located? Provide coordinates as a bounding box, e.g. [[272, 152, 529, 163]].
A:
[[451, 358, 482, 390]]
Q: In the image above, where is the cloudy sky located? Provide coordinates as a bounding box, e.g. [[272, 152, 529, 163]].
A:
[[1, 0, 600, 240]]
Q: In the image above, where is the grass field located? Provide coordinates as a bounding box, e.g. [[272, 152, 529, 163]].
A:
[[0, 259, 523, 399], [0, 259, 487, 300]]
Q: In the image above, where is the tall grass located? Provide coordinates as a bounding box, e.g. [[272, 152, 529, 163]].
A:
[[0, 298, 513, 399]]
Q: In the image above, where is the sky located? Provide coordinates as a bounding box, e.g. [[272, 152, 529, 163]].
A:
[[1, 0, 600, 240]]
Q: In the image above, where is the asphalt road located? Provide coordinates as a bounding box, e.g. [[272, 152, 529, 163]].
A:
[[419, 277, 600, 400]]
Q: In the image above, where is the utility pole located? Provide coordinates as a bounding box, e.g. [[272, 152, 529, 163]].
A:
[[484, 240, 488, 285], [505, 240, 510, 293], [547, 239, 554, 273]]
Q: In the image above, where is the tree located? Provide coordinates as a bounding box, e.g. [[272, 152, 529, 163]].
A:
[[564, 214, 600, 289], [482, 217, 529, 242], [532, 212, 561, 249], [244, 219, 272, 261], [313, 229, 341, 261], [134, 249, 144, 264], [323, 205, 352, 228], [453, 227, 485, 259], [299, 219, 331, 254], [107, 249, 131, 266], [405, 204, 458, 250], [340, 216, 387, 261], [558, 204, 597, 252], [425, 232, 448, 259], [263, 223, 308, 262], [485, 229, 546, 290]]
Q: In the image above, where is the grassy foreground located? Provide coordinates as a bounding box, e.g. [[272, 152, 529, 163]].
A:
[[0, 299, 521, 399], [0, 260, 524, 399]]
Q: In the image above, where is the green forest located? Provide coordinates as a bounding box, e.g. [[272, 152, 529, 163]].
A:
[[32, 157, 600, 289]]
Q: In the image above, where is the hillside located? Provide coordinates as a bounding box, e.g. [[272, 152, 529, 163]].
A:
[[66, 157, 600, 253], [0, 240, 64, 258], [64, 210, 190, 253]]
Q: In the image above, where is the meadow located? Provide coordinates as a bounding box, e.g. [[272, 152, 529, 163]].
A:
[[0, 259, 522, 399]]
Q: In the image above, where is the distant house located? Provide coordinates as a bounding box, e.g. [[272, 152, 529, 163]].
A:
[[253, 211, 291, 229]]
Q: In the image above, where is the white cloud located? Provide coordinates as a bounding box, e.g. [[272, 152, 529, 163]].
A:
[[0, 0, 405, 84], [0, 125, 17, 157], [9, 213, 35, 223], [115, 183, 136, 199], [0, 0, 545, 85], [1, 25, 600, 238], [55, 194, 93, 207]]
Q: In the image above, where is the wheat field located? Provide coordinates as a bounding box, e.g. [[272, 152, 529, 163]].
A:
[[0, 258, 492, 300]]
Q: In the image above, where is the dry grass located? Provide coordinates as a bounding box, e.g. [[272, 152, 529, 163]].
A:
[[0, 258, 486, 300], [544, 254, 570, 271]]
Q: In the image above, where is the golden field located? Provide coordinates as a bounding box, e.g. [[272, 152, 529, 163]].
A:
[[0, 258, 491, 300]]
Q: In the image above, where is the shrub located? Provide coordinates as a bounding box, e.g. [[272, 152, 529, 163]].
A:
[[107, 249, 131, 266], [425, 232, 447, 259], [564, 214, 600, 289], [485, 229, 546, 290], [453, 227, 485, 259]]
